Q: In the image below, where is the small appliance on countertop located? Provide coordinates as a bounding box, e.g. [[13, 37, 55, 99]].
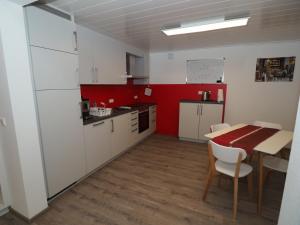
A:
[[81, 98, 92, 120], [217, 89, 224, 102], [202, 91, 211, 101]]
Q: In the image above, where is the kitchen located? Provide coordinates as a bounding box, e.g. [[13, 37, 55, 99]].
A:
[[0, 1, 300, 225]]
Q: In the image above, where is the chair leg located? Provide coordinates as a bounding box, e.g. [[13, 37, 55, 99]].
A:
[[233, 177, 239, 220], [247, 173, 253, 199], [263, 168, 272, 186], [202, 169, 214, 201]]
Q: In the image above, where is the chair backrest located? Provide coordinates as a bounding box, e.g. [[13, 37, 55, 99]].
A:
[[253, 121, 282, 130], [210, 123, 231, 132], [209, 140, 247, 164]]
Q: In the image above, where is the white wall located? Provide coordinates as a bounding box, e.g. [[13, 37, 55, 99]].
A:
[[0, 36, 11, 210], [0, 1, 48, 218], [149, 41, 300, 130], [278, 97, 300, 225]]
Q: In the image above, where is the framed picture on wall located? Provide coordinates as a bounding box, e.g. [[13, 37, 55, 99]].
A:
[[255, 56, 296, 82]]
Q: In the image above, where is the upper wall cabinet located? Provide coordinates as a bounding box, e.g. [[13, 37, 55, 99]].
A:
[[26, 6, 77, 54], [77, 25, 126, 85]]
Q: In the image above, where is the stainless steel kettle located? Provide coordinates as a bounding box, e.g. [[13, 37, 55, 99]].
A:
[[202, 91, 211, 101]]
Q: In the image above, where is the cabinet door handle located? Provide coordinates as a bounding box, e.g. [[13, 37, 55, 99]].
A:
[[93, 121, 104, 127], [131, 111, 138, 115], [111, 119, 114, 132], [200, 104, 203, 115], [196, 104, 199, 115], [73, 31, 78, 51], [131, 128, 138, 132]]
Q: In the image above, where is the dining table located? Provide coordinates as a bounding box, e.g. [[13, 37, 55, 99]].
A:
[[205, 123, 293, 215]]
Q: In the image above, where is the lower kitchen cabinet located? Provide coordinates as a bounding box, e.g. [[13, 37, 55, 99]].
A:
[[179, 102, 223, 142], [111, 113, 131, 157], [83, 106, 157, 176], [129, 111, 139, 145], [83, 119, 111, 174]]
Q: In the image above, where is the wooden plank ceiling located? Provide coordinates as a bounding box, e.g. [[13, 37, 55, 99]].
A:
[[50, 0, 300, 51]]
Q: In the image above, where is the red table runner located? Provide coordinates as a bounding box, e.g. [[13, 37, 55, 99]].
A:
[[212, 125, 260, 146], [232, 128, 279, 154], [212, 125, 279, 155]]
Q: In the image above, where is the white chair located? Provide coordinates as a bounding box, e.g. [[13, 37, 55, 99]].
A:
[[253, 121, 282, 130], [210, 123, 231, 132], [253, 121, 289, 204], [253, 121, 288, 171], [203, 140, 253, 220]]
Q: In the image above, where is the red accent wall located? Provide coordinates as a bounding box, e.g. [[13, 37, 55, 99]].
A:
[[81, 82, 227, 137], [80, 81, 139, 108]]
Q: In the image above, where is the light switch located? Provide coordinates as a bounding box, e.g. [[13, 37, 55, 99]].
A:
[[134, 95, 138, 99], [0, 117, 7, 127], [198, 91, 203, 95], [108, 99, 114, 103]]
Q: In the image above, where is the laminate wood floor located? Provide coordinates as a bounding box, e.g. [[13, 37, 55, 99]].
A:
[[0, 135, 285, 225]]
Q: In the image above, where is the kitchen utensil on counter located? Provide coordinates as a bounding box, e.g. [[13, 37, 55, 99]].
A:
[[202, 91, 211, 101], [81, 98, 91, 120], [217, 89, 224, 102]]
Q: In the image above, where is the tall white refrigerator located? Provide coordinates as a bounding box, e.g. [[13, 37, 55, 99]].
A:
[[26, 6, 86, 198], [31, 46, 86, 198]]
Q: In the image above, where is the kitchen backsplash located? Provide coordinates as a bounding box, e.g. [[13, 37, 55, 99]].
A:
[[81, 81, 227, 136]]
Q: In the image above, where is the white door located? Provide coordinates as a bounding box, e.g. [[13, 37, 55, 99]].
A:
[[31, 46, 79, 90], [178, 103, 200, 139], [111, 114, 131, 157], [198, 104, 223, 141], [77, 25, 95, 84], [26, 6, 77, 54], [36, 90, 85, 198], [84, 120, 111, 174]]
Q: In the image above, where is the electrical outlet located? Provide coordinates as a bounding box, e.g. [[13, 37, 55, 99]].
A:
[[134, 95, 138, 99], [198, 91, 203, 95], [108, 98, 114, 103]]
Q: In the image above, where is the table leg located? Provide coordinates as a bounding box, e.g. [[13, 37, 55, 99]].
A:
[[258, 152, 263, 215]]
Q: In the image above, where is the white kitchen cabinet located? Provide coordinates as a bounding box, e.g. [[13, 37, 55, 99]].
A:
[[111, 113, 131, 157], [198, 104, 223, 140], [83, 120, 111, 174], [31, 46, 79, 90], [77, 25, 126, 85], [129, 111, 139, 145], [36, 90, 85, 198], [179, 103, 200, 140], [179, 102, 223, 142], [149, 105, 157, 133], [94, 34, 126, 84], [77, 25, 96, 84], [26, 6, 77, 54]]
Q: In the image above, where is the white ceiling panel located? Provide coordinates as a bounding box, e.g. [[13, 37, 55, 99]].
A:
[[49, 0, 300, 51]]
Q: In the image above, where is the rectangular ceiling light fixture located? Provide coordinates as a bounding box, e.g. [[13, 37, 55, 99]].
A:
[[161, 17, 250, 36]]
